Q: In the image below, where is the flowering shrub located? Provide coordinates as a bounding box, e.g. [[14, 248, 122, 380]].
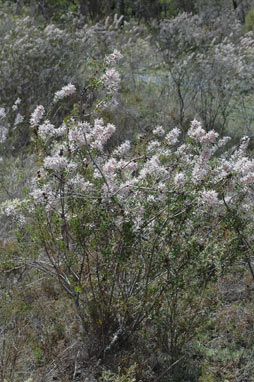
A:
[[2, 50, 254, 367], [0, 8, 151, 150]]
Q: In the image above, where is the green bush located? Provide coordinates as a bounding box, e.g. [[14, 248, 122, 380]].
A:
[[245, 9, 254, 32]]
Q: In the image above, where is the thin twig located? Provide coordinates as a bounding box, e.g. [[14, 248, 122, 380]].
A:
[[73, 350, 80, 381], [154, 355, 185, 382]]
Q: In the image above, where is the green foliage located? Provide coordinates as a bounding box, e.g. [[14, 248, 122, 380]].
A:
[[33, 346, 44, 364], [46, 0, 79, 14], [245, 8, 254, 31], [100, 364, 137, 382]]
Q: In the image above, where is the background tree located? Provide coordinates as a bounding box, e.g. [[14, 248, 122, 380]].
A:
[[158, 10, 254, 136]]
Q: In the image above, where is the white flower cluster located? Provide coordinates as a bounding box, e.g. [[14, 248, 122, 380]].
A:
[[174, 172, 186, 188], [68, 175, 93, 192], [234, 157, 254, 174], [100, 68, 121, 94], [153, 125, 165, 137], [139, 155, 167, 179], [0, 107, 6, 119], [113, 140, 131, 157], [233, 156, 254, 185], [44, 153, 68, 170], [38, 120, 56, 140], [53, 83, 76, 103], [165, 127, 180, 145], [68, 119, 116, 152], [103, 157, 119, 176], [14, 113, 24, 126], [188, 119, 206, 141], [30, 183, 58, 211], [44, 24, 63, 37], [217, 136, 231, 148], [147, 140, 161, 153], [55, 123, 67, 137], [12, 97, 21, 111], [0, 198, 23, 217], [188, 120, 218, 145], [30, 105, 45, 127], [92, 119, 116, 149], [104, 49, 123, 66], [192, 147, 212, 184], [200, 130, 219, 145], [199, 190, 221, 207], [0, 126, 8, 143], [69, 126, 86, 149]]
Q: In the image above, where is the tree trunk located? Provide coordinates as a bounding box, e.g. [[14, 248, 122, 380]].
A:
[[38, 0, 47, 18], [110, 0, 117, 12], [232, 0, 238, 10]]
